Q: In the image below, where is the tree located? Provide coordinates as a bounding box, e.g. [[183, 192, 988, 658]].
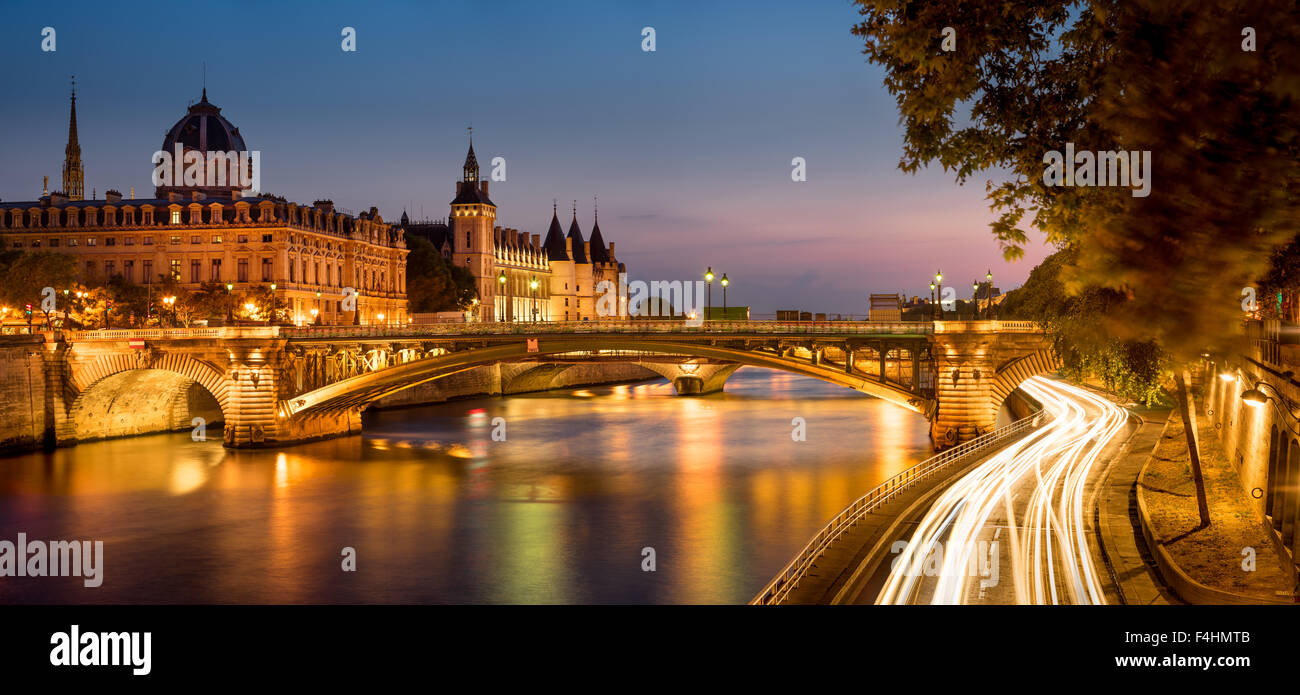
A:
[[1000, 249, 1169, 406], [853, 0, 1300, 528], [0, 251, 78, 327], [405, 234, 477, 312], [851, 0, 1300, 356]]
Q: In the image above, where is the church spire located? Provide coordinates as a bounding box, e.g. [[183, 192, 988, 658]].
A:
[[62, 75, 84, 201]]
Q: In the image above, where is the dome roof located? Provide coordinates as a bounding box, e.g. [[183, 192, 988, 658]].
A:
[[162, 89, 247, 154], [156, 90, 250, 197]]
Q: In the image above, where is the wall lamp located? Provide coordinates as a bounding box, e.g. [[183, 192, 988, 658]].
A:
[[1241, 381, 1300, 435]]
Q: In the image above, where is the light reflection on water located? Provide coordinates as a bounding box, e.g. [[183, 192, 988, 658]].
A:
[[0, 367, 931, 604]]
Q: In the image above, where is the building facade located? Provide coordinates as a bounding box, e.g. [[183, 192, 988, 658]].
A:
[[0, 90, 407, 326], [404, 142, 626, 322]]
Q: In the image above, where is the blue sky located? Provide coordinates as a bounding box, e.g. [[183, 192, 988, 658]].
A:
[[0, 0, 1052, 314]]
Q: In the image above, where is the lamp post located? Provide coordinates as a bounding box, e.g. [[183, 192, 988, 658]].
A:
[[720, 273, 729, 318], [705, 267, 714, 321], [163, 295, 176, 328], [529, 277, 539, 322], [226, 282, 234, 324], [498, 271, 507, 322], [986, 269, 994, 320], [934, 271, 943, 320], [310, 307, 319, 325], [973, 280, 980, 320], [929, 281, 936, 320], [269, 282, 277, 325]]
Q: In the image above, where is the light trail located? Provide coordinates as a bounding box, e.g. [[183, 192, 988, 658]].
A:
[[875, 376, 1130, 605]]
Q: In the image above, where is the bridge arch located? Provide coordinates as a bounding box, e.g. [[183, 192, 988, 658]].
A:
[[65, 352, 231, 443], [990, 348, 1062, 412], [283, 337, 932, 419]]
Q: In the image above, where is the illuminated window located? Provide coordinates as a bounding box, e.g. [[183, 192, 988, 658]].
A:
[[170, 210, 181, 224]]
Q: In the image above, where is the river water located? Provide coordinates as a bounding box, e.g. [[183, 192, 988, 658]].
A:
[[0, 367, 932, 604]]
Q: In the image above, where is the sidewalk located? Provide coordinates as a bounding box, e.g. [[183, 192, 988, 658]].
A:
[[1134, 408, 1295, 604], [1095, 408, 1179, 604]]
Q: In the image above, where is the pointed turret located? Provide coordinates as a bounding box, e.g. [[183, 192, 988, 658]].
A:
[[588, 200, 609, 264], [543, 203, 569, 261], [567, 206, 588, 264], [463, 140, 479, 183]]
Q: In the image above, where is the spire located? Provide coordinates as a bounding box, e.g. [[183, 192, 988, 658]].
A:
[[462, 126, 478, 182], [62, 76, 84, 201]]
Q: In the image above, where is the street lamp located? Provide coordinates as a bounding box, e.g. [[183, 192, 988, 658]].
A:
[[986, 269, 993, 320], [705, 267, 714, 321], [498, 272, 508, 321], [269, 283, 277, 324], [529, 276, 539, 322], [163, 295, 176, 328], [377, 312, 385, 325], [310, 307, 319, 325], [226, 282, 234, 324], [720, 273, 730, 318], [934, 270, 943, 320]]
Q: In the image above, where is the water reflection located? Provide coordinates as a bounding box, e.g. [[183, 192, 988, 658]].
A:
[[0, 367, 931, 604]]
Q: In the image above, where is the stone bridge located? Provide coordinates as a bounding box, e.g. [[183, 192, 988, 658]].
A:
[[13, 320, 1056, 450]]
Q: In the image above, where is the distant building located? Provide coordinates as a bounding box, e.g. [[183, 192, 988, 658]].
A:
[[404, 140, 627, 323], [869, 293, 902, 321], [0, 88, 407, 326]]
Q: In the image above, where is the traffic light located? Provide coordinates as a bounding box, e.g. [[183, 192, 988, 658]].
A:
[[24, 303, 32, 328]]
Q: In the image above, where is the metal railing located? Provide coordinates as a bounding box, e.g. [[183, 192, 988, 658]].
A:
[[50, 319, 1043, 342], [284, 320, 934, 338], [750, 411, 1050, 605], [61, 326, 278, 340]]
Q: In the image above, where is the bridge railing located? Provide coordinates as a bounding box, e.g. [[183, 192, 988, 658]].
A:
[[61, 327, 280, 341], [933, 320, 1040, 333], [283, 320, 936, 338], [52, 319, 1043, 341], [749, 410, 1051, 606]]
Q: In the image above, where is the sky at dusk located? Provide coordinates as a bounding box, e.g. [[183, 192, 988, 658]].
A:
[[0, 0, 1053, 315]]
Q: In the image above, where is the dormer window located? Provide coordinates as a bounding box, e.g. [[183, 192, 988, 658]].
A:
[[170, 210, 181, 224]]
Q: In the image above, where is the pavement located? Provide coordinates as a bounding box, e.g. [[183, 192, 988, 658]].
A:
[[1094, 408, 1179, 605]]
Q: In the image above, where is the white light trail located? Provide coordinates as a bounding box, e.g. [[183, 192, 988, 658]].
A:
[[876, 376, 1129, 605]]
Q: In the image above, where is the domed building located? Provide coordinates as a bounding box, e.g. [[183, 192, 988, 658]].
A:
[[155, 88, 250, 199], [0, 88, 409, 327]]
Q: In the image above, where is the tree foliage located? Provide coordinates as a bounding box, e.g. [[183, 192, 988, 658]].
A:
[[852, 0, 1300, 360], [1001, 248, 1170, 406], [405, 234, 477, 313]]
